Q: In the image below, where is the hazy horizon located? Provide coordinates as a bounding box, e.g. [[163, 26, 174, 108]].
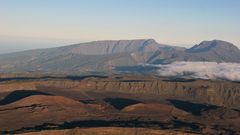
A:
[[0, 0, 239, 53]]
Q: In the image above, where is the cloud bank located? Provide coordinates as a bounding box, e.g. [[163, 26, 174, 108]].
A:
[[147, 62, 240, 81]]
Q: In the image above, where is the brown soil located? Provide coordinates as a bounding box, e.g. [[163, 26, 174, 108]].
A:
[[20, 127, 198, 135]]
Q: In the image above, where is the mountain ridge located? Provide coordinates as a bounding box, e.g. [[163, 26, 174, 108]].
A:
[[0, 39, 239, 74]]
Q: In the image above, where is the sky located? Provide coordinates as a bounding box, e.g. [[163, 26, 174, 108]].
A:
[[0, 0, 239, 53]]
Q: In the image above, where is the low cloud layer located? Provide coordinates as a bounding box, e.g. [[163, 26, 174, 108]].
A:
[[147, 62, 240, 81]]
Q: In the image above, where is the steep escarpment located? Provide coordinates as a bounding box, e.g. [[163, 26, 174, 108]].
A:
[[0, 75, 239, 109], [77, 78, 240, 108]]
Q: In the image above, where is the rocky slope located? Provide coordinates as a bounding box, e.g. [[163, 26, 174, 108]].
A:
[[0, 75, 239, 109]]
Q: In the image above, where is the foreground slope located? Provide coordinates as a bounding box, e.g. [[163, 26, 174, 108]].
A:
[[0, 75, 240, 134], [20, 127, 197, 135]]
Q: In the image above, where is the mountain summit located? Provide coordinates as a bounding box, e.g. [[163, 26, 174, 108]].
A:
[[68, 39, 164, 55], [187, 40, 239, 53]]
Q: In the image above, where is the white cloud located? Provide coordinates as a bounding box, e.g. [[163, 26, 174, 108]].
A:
[[147, 62, 240, 81]]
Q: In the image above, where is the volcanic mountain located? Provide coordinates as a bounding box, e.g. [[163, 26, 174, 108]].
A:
[[0, 39, 239, 74]]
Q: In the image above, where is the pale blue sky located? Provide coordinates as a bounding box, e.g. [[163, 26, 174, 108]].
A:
[[0, 0, 239, 53]]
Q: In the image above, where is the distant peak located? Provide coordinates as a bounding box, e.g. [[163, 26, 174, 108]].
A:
[[73, 39, 160, 47], [187, 40, 238, 53], [200, 40, 233, 46], [145, 38, 157, 43], [92, 38, 153, 41], [65, 38, 164, 55], [92, 39, 157, 43]]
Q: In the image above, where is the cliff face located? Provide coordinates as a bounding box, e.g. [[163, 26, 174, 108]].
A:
[[0, 75, 239, 109], [76, 79, 240, 108]]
